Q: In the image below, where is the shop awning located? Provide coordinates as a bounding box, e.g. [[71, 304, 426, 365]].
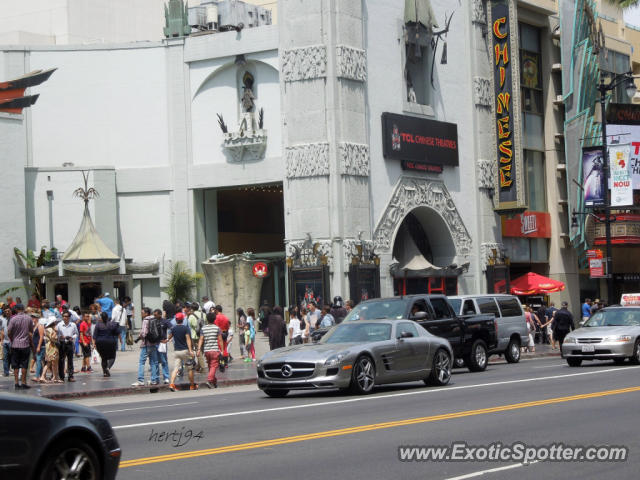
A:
[[509, 272, 565, 296]]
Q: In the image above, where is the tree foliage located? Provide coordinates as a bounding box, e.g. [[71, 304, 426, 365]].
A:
[[161, 261, 204, 304], [606, 0, 640, 9]]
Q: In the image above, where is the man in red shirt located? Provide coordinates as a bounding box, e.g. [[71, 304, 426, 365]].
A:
[[78, 313, 93, 373], [27, 294, 41, 310], [214, 305, 230, 367]]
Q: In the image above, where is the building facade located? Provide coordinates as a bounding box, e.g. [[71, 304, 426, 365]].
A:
[[8, 0, 635, 312]]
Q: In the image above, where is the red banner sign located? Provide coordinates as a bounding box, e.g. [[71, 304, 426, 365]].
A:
[[589, 258, 605, 278], [501, 211, 551, 238]]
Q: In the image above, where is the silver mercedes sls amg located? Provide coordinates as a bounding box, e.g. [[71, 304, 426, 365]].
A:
[[256, 319, 453, 397]]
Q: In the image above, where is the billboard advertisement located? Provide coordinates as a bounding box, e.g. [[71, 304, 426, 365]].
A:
[[582, 147, 605, 207], [609, 143, 633, 206]]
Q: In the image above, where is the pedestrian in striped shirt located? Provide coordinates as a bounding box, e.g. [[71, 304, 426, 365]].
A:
[[197, 312, 223, 389]]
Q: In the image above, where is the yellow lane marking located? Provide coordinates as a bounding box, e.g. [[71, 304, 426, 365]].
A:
[[120, 385, 640, 468]]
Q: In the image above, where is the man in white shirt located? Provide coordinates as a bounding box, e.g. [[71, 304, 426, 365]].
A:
[[202, 296, 215, 315], [111, 299, 127, 352], [289, 314, 303, 345], [57, 311, 78, 382]]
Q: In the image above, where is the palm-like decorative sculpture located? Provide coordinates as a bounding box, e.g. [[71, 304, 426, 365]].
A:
[[72, 171, 99, 206]]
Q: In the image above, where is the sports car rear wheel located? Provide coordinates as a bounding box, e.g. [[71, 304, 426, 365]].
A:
[[350, 355, 376, 394], [425, 349, 451, 386]]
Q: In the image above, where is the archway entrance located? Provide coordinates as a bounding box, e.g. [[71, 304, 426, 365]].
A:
[[391, 207, 461, 296]]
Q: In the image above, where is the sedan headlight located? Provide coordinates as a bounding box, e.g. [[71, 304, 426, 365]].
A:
[[564, 337, 577, 344], [604, 335, 633, 343], [324, 353, 346, 367]]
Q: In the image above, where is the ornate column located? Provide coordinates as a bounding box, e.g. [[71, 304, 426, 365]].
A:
[[280, 0, 371, 303]]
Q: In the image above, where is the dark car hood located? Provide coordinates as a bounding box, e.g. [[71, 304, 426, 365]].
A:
[[0, 393, 104, 418]]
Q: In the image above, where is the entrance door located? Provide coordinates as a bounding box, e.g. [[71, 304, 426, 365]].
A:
[[80, 282, 102, 309]]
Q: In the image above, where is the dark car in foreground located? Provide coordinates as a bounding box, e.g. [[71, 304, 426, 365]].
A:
[[258, 319, 453, 397], [562, 306, 640, 366], [0, 393, 120, 480]]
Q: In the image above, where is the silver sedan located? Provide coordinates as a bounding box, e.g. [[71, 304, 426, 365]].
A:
[[256, 319, 453, 397], [562, 307, 640, 366]]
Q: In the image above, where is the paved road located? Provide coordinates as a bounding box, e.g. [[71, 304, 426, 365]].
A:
[[71, 357, 640, 480]]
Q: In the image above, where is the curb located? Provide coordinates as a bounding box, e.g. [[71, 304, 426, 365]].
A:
[[41, 377, 258, 401], [489, 351, 562, 364]]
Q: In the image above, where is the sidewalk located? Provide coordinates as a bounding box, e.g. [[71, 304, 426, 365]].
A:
[[0, 333, 272, 401]]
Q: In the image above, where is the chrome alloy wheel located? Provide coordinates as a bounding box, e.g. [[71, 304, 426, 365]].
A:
[[53, 448, 97, 480], [434, 350, 451, 384], [475, 344, 487, 369], [355, 356, 375, 393]]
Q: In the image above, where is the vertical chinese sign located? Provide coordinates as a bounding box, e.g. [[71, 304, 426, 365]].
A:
[[488, 0, 527, 213]]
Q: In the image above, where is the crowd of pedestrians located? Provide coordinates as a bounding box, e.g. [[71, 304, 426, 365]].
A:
[[0, 293, 134, 389], [131, 298, 253, 391]]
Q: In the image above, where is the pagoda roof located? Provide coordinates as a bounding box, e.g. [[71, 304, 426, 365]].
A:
[[62, 206, 120, 262]]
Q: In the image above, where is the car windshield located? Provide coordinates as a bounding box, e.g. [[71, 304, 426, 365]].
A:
[[584, 309, 640, 327], [343, 300, 407, 321], [449, 299, 461, 314], [320, 322, 392, 343]]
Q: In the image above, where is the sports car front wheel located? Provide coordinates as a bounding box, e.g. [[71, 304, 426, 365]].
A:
[[425, 348, 452, 386], [350, 355, 376, 394]]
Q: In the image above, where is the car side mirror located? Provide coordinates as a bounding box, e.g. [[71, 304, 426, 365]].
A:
[[412, 311, 428, 320], [398, 331, 414, 339]]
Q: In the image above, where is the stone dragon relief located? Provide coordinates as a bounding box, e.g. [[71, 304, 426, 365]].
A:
[[472, 0, 487, 25], [281, 45, 327, 82], [343, 235, 378, 265], [473, 76, 491, 108], [339, 142, 370, 176], [335, 45, 367, 82], [480, 242, 505, 272], [477, 158, 493, 190], [285, 142, 330, 178], [286, 234, 332, 268], [373, 178, 472, 257]]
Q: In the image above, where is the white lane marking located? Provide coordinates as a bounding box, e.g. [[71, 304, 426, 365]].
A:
[[444, 461, 539, 480], [102, 402, 198, 413], [532, 364, 567, 369], [112, 365, 640, 430]]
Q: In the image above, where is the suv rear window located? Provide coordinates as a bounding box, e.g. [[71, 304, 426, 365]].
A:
[[497, 298, 523, 317], [476, 297, 500, 316]]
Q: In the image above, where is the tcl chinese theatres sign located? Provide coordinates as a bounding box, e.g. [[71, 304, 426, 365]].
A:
[[489, 0, 526, 213]]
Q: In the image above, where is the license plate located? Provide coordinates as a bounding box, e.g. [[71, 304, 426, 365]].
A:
[[581, 345, 595, 353]]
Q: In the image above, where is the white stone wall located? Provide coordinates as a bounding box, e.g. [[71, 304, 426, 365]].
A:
[[0, 0, 167, 45], [28, 46, 170, 169]]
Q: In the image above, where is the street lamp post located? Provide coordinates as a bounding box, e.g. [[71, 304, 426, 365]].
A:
[[596, 71, 637, 304]]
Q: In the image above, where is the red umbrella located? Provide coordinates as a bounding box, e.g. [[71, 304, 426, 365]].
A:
[[509, 272, 565, 295]]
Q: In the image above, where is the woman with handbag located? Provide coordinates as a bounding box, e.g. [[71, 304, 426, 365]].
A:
[[39, 319, 62, 383], [93, 312, 119, 377]]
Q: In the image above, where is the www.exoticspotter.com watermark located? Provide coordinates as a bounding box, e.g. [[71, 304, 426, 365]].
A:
[[398, 442, 628, 464]]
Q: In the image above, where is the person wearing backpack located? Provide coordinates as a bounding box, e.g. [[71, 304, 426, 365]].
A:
[[187, 303, 205, 373], [132, 307, 160, 386]]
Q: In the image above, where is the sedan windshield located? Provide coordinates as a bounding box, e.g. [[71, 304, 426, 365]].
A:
[[343, 300, 407, 322], [584, 309, 640, 327], [321, 323, 392, 343]]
